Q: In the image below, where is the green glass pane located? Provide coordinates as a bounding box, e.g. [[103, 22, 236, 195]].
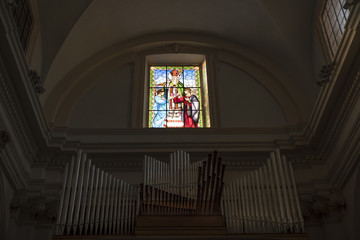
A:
[[195, 67, 200, 87], [148, 111, 154, 127], [198, 110, 203, 127]]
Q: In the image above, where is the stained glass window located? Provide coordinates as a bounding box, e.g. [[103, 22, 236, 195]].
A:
[[148, 66, 206, 128], [11, 0, 33, 52], [321, 0, 350, 58]]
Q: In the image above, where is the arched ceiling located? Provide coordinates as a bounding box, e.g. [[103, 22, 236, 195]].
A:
[[36, 0, 320, 126]]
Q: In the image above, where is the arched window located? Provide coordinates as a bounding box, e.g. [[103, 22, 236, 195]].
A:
[[321, 0, 350, 58], [148, 64, 210, 128], [10, 0, 34, 52]]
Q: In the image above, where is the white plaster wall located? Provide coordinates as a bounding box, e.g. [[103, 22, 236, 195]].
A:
[[68, 61, 287, 129], [217, 62, 287, 127], [68, 63, 132, 128]]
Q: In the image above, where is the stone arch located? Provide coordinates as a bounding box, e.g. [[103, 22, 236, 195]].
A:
[[44, 33, 309, 127]]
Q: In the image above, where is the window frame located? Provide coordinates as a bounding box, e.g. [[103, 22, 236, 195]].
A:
[[147, 64, 209, 128], [317, 0, 351, 61], [130, 48, 219, 129]]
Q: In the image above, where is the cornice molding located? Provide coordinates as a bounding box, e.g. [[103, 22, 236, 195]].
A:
[[141, 42, 215, 56], [10, 189, 59, 225], [48, 125, 308, 153], [327, 71, 360, 187], [0, 68, 37, 161]]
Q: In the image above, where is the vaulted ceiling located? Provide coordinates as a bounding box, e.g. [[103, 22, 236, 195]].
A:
[[35, 0, 322, 127]]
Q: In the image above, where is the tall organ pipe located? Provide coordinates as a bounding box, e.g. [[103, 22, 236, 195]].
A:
[[56, 150, 138, 236], [220, 149, 304, 234]]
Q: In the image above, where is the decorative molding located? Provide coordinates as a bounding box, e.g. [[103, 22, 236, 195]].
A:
[[10, 189, 60, 224], [1, 0, 49, 149], [161, 43, 186, 53], [343, 0, 360, 9], [316, 62, 335, 87], [0, 129, 10, 150], [143, 42, 215, 56], [327, 71, 360, 187], [0, 70, 37, 163], [322, 71, 360, 154], [29, 69, 45, 94], [10, 189, 29, 214], [301, 189, 346, 218]]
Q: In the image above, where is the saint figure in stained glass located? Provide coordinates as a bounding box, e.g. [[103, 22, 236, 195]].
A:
[[167, 69, 184, 111], [173, 88, 200, 128], [149, 65, 206, 128], [151, 89, 168, 128]]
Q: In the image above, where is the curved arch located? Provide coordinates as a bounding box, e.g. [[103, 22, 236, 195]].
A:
[[44, 33, 310, 126], [217, 51, 302, 126]]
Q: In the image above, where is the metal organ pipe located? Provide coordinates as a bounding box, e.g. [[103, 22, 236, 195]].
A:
[[56, 150, 138, 236], [140, 151, 225, 217], [56, 149, 302, 236], [220, 149, 304, 234]]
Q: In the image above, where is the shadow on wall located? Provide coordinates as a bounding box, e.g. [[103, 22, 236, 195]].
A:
[[0, 169, 6, 240], [355, 164, 360, 240]]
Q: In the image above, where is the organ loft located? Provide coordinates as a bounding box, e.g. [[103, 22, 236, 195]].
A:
[[0, 1, 360, 240]]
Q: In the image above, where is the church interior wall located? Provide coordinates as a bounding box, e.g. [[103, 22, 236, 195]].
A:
[[0, 1, 359, 239], [217, 62, 287, 128], [27, 25, 42, 76], [311, 29, 325, 97], [67, 59, 287, 129], [69, 63, 133, 129], [307, 163, 359, 240]]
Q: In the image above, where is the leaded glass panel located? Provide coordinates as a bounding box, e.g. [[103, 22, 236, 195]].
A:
[[321, 0, 350, 58], [149, 66, 204, 128]]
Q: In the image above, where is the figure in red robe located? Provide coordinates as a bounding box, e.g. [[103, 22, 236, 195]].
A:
[[173, 88, 200, 128]]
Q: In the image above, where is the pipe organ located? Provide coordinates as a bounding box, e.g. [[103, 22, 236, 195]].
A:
[[56, 150, 138, 236], [221, 149, 304, 234], [55, 149, 304, 236], [141, 151, 225, 215]]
